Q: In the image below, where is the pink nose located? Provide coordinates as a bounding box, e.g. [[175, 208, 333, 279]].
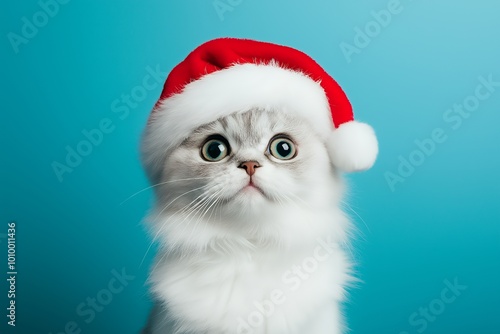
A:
[[238, 161, 261, 176]]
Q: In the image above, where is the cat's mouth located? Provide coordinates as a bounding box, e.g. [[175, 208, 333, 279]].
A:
[[242, 180, 264, 193], [237, 180, 273, 200]]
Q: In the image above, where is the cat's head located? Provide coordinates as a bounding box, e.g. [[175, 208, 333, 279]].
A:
[[142, 109, 345, 248], [139, 40, 380, 250]]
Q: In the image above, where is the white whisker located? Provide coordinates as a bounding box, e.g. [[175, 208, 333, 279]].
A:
[[139, 184, 212, 268], [119, 177, 211, 205]]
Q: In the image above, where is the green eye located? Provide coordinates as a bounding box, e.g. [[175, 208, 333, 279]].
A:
[[269, 136, 296, 160], [201, 136, 230, 162]]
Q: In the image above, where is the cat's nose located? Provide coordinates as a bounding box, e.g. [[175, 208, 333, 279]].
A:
[[238, 161, 261, 176]]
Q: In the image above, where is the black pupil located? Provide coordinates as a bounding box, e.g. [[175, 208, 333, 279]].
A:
[[207, 141, 224, 159], [277, 141, 291, 157]]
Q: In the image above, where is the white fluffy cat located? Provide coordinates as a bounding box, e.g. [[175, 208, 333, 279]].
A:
[[141, 109, 353, 334]]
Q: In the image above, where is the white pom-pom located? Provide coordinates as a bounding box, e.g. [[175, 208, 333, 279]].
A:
[[327, 121, 378, 172]]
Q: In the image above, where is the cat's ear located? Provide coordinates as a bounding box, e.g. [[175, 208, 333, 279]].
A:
[[327, 121, 378, 172]]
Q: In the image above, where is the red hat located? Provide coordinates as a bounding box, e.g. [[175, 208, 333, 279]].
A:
[[142, 38, 378, 180]]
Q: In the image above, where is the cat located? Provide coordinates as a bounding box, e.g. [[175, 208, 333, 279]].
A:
[[141, 108, 353, 334]]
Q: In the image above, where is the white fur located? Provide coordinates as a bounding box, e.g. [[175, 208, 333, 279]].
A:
[[328, 121, 379, 172], [141, 110, 356, 334], [145, 208, 351, 334]]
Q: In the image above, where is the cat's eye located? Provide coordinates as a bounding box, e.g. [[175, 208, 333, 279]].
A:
[[201, 136, 230, 162], [269, 136, 296, 160]]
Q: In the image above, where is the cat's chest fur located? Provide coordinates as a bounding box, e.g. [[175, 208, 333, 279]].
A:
[[149, 237, 349, 334]]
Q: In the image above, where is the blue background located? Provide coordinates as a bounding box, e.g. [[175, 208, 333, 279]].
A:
[[1, 0, 499, 333]]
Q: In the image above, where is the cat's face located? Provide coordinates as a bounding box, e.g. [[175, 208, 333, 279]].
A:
[[154, 109, 339, 228]]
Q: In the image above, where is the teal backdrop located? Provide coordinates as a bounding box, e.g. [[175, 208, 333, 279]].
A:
[[1, 0, 499, 333]]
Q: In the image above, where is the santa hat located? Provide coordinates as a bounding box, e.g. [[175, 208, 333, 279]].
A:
[[142, 38, 378, 181]]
